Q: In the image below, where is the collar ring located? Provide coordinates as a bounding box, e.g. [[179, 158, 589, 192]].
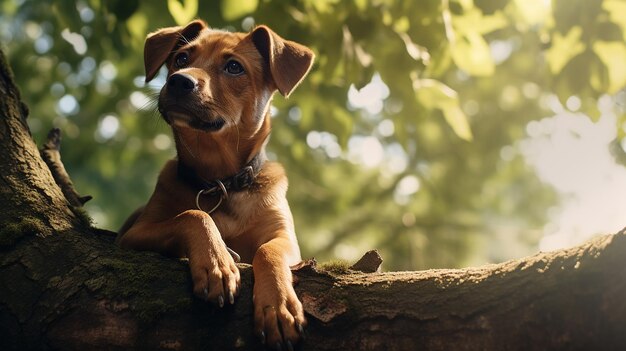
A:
[[195, 180, 228, 214]]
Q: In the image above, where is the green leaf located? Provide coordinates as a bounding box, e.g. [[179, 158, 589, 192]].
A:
[[593, 41, 626, 94], [127, 12, 148, 43], [513, 0, 551, 26], [309, 0, 341, 13], [546, 26, 586, 75], [589, 53, 609, 93], [451, 33, 494, 76], [414, 79, 473, 141], [326, 107, 353, 147], [415, 79, 457, 110], [167, 0, 198, 26], [453, 0, 473, 11], [446, 6, 505, 76], [453, 8, 508, 36], [398, 32, 430, 62], [604, 0, 626, 39], [393, 16, 410, 33], [220, 0, 258, 21], [354, 0, 367, 12], [442, 105, 473, 141]]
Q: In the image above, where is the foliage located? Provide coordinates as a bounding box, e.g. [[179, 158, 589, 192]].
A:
[[1, 0, 624, 270]]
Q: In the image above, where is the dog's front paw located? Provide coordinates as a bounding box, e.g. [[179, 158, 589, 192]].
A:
[[188, 243, 241, 307], [254, 283, 306, 349]]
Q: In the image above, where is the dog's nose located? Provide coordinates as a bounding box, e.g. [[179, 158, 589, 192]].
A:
[[167, 73, 197, 97]]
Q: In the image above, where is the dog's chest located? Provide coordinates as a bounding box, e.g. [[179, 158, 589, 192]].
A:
[[210, 190, 260, 238]]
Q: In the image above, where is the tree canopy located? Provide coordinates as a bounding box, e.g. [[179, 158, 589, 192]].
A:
[[1, 0, 625, 270]]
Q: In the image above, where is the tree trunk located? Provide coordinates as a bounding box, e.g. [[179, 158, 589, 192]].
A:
[[0, 49, 624, 351]]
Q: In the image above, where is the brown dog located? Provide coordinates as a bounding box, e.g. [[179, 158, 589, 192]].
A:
[[116, 20, 314, 348]]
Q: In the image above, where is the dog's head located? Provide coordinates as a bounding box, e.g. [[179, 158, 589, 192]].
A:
[[144, 20, 314, 136]]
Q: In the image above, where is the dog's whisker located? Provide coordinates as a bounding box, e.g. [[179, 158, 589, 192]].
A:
[[195, 131, 200, 158], [235, 123, 241, 154], [138, 99, 158, 113], [175, 128, 198, 160], [177, 33, 191, 46]]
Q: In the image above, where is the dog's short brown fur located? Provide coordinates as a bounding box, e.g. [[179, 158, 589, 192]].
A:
[[117, 20, 314, 347]]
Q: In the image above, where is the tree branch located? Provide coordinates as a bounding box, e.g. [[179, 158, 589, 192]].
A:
[[40, 128, 92, 208], [0, 47, 624, 351], [0, 49, 77, 234]]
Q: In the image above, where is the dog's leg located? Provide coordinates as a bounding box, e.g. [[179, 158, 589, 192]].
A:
[[117, 205, 145, 237], [252, 236, 305, 346], [119, 209, 240, 305]]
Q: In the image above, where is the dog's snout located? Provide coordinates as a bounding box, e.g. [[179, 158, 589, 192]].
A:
[[168, 73, 197, 97]]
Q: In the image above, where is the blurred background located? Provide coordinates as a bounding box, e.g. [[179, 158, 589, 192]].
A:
[[1, 0, 625, 270]]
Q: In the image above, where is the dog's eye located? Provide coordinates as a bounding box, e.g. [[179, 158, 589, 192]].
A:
[[224, 60, 244, 75], [174, 52, 189, 68]]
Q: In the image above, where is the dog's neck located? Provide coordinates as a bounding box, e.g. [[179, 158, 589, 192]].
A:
[[173, 115, 271, 182]]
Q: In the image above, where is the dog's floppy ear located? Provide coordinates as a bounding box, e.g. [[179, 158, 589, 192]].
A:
[[144, 20, 207, 82], [251, 26, 315, 97]]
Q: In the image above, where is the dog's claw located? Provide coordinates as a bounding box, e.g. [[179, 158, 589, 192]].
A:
[[218, 295, 224, 308], [275, 342, 283, 351], [228, 291, 235, 304], [258, 331, 265, 344], [297, 322, 306, 340], [227, 246, 241, 263], [202, 288, 209, 301], [286, 340, 294, 351]]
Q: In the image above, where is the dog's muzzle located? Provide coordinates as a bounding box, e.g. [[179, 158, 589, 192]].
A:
[[160, 73, 226, 132], [167, 73, 197, 97]]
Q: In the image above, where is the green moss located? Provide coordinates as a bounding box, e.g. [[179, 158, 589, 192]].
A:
[[94, 257, 193, 324], [84, 276, 106, 292], [72, 206, 94, 227], [0, 217, 46, 248], [136, 299, 170, 322], [319, 259, 352, 274]]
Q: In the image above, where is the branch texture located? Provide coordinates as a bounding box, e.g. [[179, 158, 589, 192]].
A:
[[0, 47, 624, 351]]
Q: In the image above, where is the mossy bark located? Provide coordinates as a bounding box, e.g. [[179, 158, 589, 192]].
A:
[[0, 51, 77, 235], [1, 49, 625, 351]]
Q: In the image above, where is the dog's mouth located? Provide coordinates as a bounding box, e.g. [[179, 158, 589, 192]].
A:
[[163, 110, 226, 132], [188, 118, 226, 131]]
